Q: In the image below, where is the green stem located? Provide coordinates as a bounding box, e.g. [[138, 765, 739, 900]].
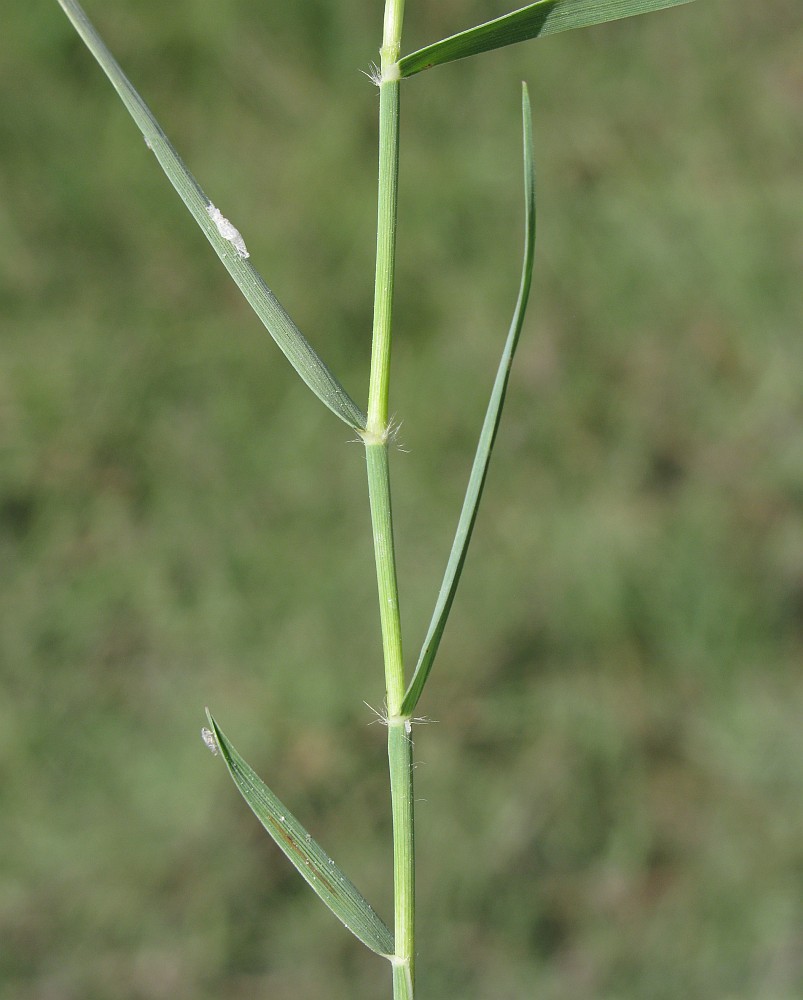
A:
[[388, 720, 415, 998], [365, 3, 414, 996], [365, 444, 405, 713], [366, 85, 400, 435], [364, 442, 415, 997]]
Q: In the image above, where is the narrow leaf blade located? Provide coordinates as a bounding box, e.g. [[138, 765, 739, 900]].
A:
[[205, 712, 394, 958], [401, 85, 536, 716], [398, 0, 696, 77], [56, 0, 366, 430]]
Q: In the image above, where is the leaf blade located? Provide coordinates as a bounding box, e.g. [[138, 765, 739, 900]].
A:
[[205, 712, 395, 958], [401, 84, 536, 716], [398, 0, 696, 78], [56, 0, 366, 430]]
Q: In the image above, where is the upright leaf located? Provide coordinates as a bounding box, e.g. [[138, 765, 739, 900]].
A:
[[56, 0, 366, 430], [204, 712, 395, 958], [402, 84, 536, 716], [398, 0, 696, 78]]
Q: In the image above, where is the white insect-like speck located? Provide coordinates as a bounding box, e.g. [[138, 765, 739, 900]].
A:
[[144, 135, 153, 150], [201, 727, 219, 756], [206, 203, 250, 259]]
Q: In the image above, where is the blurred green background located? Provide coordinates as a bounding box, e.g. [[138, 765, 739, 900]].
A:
[[2, 1, 801, 997]]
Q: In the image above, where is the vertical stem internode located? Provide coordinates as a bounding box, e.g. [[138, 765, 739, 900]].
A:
[[365, 443, 405, 711], [367, 82, 401, 436]]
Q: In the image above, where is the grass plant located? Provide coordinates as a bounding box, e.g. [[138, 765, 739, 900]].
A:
[[16, 0, 796, 997]]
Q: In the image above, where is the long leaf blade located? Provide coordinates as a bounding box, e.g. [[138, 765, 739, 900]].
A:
[[205, 711, 394, 958], [401, 84, 536, 717], [56, 0, 366, 430], [398, 0, 696, 78]]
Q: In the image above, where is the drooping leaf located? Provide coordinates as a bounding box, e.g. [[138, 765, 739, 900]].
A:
[[56, 0, 366, 430], [401, 84, 536, 716], [398, 0, 696, 78], [204, 712, 394, 958]]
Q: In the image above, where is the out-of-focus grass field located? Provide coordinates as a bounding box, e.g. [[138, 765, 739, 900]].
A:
[[2, 1, 801, 998]]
